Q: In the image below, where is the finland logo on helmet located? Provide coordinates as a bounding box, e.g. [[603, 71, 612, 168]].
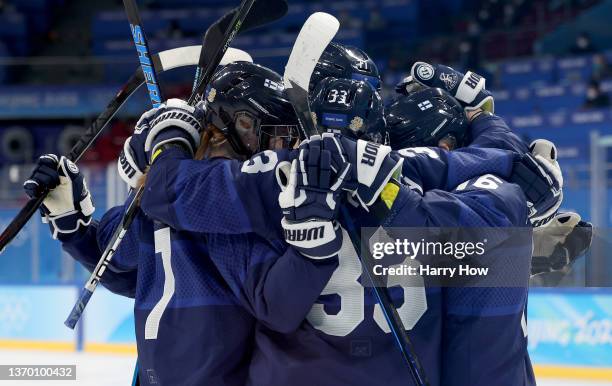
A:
[[385, 88, 468, 151], [310, 77, 386, 143], [204, 61, 299, 158], [309, 42, 381, 92]]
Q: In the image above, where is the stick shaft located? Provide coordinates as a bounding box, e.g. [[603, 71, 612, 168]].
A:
[[65, 0, 164, 329], [0, 70, 144, 253], [188, 0, 256, 105], [64, 186, 143, 328]]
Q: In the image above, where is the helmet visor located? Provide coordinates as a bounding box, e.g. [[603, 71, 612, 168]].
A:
[[259, 124, 300, 151], [234, 111, 260, 153]]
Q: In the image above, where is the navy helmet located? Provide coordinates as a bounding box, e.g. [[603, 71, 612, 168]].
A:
[[205, 61, 299, 157], [309, 42, 381, 92], [385, 88, 468, 150], [311, 77, 386, 143]]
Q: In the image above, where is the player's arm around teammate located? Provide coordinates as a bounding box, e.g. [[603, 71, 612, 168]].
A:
[[122, 64, 348, 333]]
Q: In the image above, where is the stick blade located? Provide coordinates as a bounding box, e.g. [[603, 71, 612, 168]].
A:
[[222, 47, 253, 65], [245, 0, 288, 32], [199, 0, 286, 71], [283, 12, 340, 92]]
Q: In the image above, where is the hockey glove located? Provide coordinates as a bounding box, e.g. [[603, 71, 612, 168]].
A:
[[396, 62, 494, 114], [278, 144, 352, 259], [24, 155, 95, 240], [307, 133, 403, 208], [510, 139, 563, 227], [118, 98, 204, 188], [532, 212, 592, 276]]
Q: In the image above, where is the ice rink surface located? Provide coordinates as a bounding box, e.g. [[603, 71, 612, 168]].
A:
[[0, 350, 609, 386], [0, 350, 135, 385]]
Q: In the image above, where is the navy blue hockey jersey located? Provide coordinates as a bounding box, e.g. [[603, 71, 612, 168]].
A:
[[62, 192, 338, 386]]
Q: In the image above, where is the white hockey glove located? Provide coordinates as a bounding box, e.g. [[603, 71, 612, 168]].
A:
[[23, 155, 95, 240], [396, 62, 494, 114], [510, 139, 563, 227], [532, 212, 592, 276], [118, 99, 204, 188]]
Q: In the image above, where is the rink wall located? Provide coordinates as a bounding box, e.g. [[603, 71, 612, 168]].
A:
[[529, 288, 612, 381], [0, 286, 610, 379], [0, 285, 135, 354]]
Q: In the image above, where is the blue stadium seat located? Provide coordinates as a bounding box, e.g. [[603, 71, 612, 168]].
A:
[[0, 12, 28, 55], [0, 42, 7, 84], [498, 58, 554, 89]]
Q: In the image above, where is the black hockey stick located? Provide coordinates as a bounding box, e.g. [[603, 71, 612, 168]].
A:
[[0, 72, 144, 253], [188, 0, 255, 104], [188, 0, 287, 104], [119, 8, 160, 386], [192, 0, 288, 92], [0, 46, 201, 254], [283, 13, 429, 386]]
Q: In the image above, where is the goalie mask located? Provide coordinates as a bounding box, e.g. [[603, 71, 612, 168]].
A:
[[205, 61, 299, 157], [385, 88, 468, 150], [309, 42, 381, 92], [311, 77, 385, 143]]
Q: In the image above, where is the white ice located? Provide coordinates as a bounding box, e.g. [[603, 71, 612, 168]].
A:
[[0, 349, 609, 386], [0, 349, 135, 385]]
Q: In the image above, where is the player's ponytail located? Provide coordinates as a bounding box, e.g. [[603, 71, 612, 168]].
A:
[[195, 124, 230, 160]]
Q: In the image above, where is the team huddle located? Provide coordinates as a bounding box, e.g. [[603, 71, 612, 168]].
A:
[[24, 42, 592, 385]]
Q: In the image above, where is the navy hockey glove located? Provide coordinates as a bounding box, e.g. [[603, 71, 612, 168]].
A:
[[310, 133, 403, 208], [278, 142, 352, 259], [510, 139, 563, 226], [396, 62, 494, 114], [118, 98, 204, 188], [532, 212, 592, 276], [24, 155, 95, 240]]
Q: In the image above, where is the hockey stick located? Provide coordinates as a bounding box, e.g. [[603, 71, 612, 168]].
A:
[[192, 0, 288, 93], [283, 13, 429, 386], [123, 4, 155, 372], [188, 0, 287, 104], [188, 0, 255, 104], [66, 0, 166, 329], [0, 46, 250, 255], [65, 0, 267, 329], [123, 0, 164, 106]]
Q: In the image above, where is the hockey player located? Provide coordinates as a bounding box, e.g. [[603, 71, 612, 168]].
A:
[[23, 63, 344, 386], [310, 76, 386, 143], [380, 86, 536, 385], [309, 41, 382, 92], [392, 61, 591, 273]]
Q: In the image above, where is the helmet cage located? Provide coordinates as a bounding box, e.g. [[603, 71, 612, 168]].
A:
[[204, 62, 299, 157]]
